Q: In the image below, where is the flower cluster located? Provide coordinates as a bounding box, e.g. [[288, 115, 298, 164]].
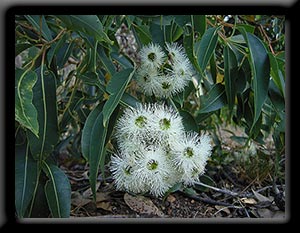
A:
[[135, 42, 193, 98], [110, 103, 212, 197]]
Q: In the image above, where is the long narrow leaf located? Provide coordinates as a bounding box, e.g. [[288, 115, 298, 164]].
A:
[[15, 68, 39, 137], [192, 15, 206, 36], [42, 162, 71, 218], [89, 111, 108, 200], [25, 15, 53, 42], [57, 15, 112, 44], [224, 46, 238, 114], [27, 66, 58, 160], [81, 103, 104, 161], [183, 19, 201, 74], [15, 142, 38, 218], [102, 68, 135, 127], [269, 52, 285, 98], [239, 28, 270, 130], [195, 27, 220, 78], [198, 83, 226, 113]]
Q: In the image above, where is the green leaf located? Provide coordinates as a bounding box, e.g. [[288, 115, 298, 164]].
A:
[[81, 102, 104, 161], [192, 15, 206, 36], [97, 46, 117, 76], [15, 142, 38, 218], [229, 34, 246, 44], [195, 112, 213, 123], [42, 162, 71, 218], [120, 92, 140, 108], [238, 24, 255, 33], [269, 52, 285, 98], [59, 90, 86, 130], [57, 15, 112, 44], [163, 182, 183, 201], [149, 22, 165, 47], [268, 80, 285, 114], [179, 110, 199, 133], [25, 15, 53, 41], [78, 72, 102, 89], [168, 22, 184, 42], [209, 55, 217, 84], [174, 15, 191, 27], [224, 46, 238, 114], [111, 51, 134, 69], [183, 22, 201, 74], [46, 33, 67, 66], [89, 111, 108, 201], [133, 24, 152, 45], [15, 68, 39, 137], [27, 66, 59, 160], [55, 41, 75, 69], [239, 29, 270, 131], [102, 68, 135, 127], [195, 27, 220, 77], [198, 83, 226, 114], [15, 43, 32, 56]]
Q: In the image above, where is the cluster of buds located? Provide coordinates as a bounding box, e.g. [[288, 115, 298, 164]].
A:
[[110, 103, 212, 197]]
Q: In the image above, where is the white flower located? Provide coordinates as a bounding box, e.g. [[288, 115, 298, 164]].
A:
[[171, 132, 212, 185], [149, 103, 185, 144], [135, 65, 162, 97], [114, 104, 152, 146], [170, 60, 193, 87], [110, 152, 147, 193], [110, 102, 212, 196], [165, 42, 188, 65], [132, 146, 172, 197], [139, 43, 166, 70], [136, 42, 194, 98]]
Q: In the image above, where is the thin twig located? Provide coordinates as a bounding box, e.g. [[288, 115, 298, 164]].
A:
[[181, 191, 232, 207], [194, 181, 239, 197], [194, 181, 253, 198]]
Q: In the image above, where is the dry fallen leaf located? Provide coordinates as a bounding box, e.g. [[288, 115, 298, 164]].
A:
[[82, 182, 101, 198], [71, 191, 92, 207], [166, 194, 176, 203], [124, 193, 164, 217], [214, 205, 231, 215], [240, 197, 257, 205], [96, 201, 112, 211], [96, 192, 110, 202]]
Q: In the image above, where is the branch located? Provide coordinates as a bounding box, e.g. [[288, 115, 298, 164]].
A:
[[194, 181, 252, 198]]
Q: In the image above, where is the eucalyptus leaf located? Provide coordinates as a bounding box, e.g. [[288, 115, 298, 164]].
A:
[[195, 27, 220, 79], [198, 83, 226, 114], [42, 162, 71, 218], [57, 15, 112, 44], [239, 28, 270, 131], [269, 52, 285, 98], [89, 111, 108, 200], [27, 66, 58, 160], [15, 43, 33, 56], [25, 15, 53, 42], [81, 102, 104, 161], [15, 142, 38, 218], [192, 15, 206, 36], [133, 24, 152, 45], [102, 68, 135, 127], [224, 46, 238, 114], [15, 68, 39, 137], [179, 110, 199, 133]]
